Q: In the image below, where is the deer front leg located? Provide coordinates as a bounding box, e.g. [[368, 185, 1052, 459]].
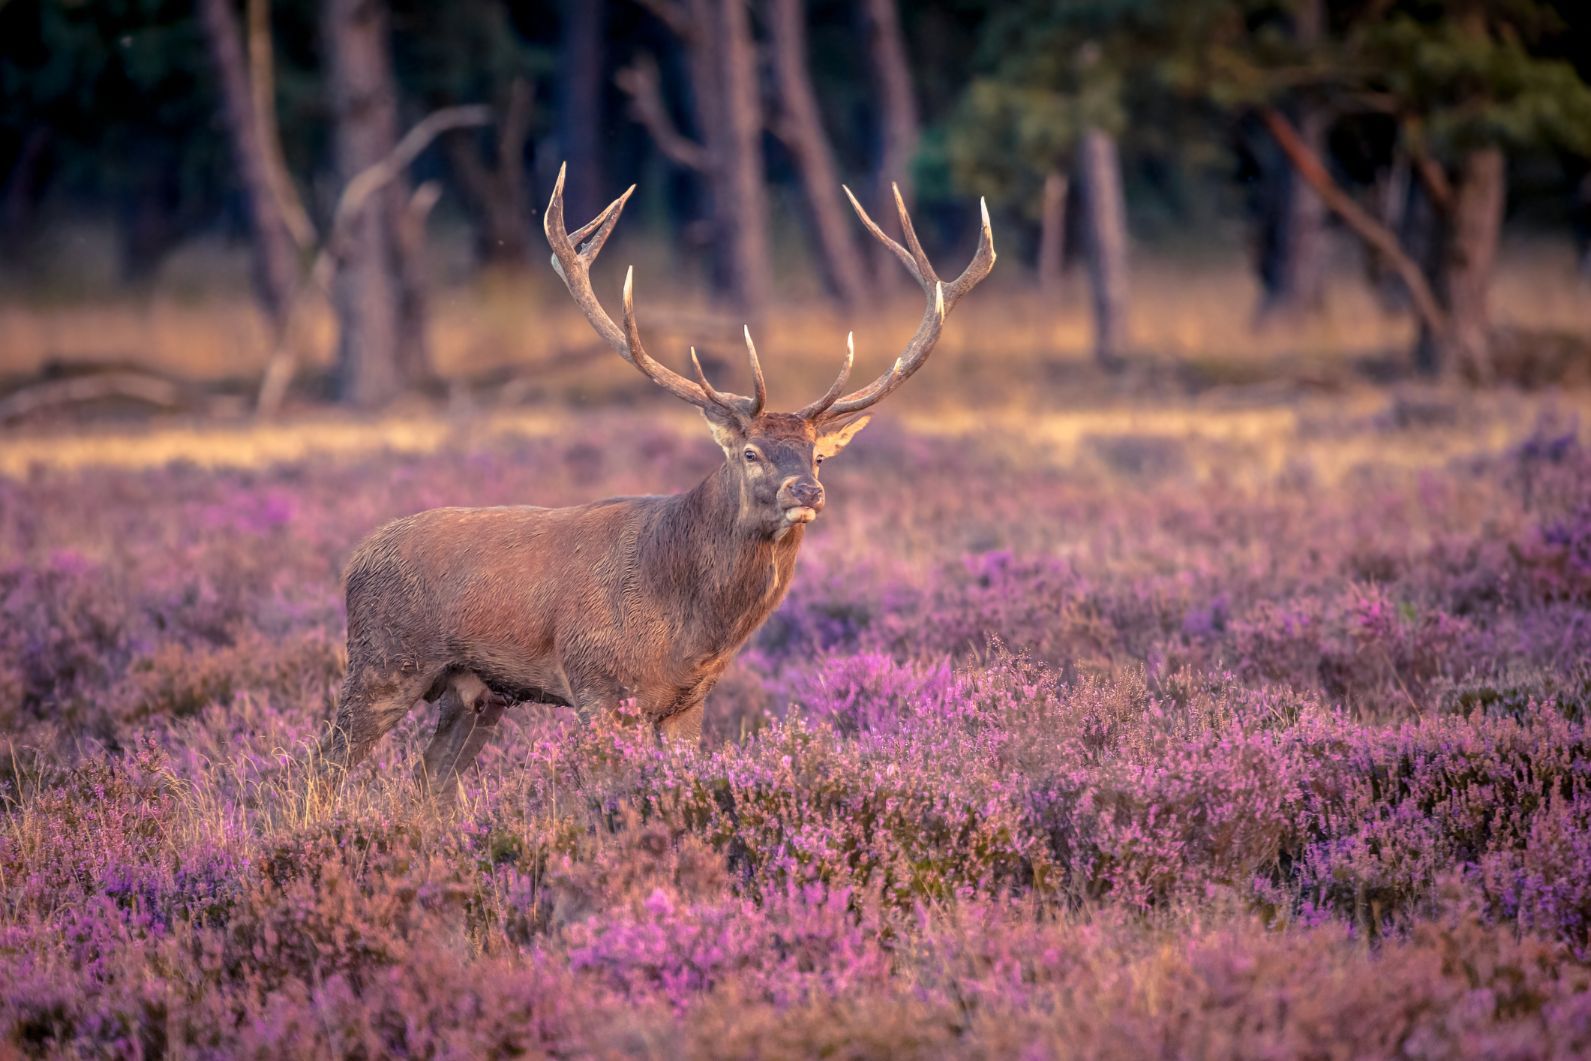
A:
[[656, 700, 705, 744], [650, 663, 724, 745]]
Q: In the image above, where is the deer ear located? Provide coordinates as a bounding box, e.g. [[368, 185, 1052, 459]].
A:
[[815, 415, 872, 459], [701, 405, 746, 455]]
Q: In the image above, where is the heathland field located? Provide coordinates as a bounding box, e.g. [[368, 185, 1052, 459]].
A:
[[3, 382, 1590, 1056]]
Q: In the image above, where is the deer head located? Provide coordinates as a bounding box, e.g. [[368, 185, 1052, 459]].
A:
[[544, 165, 995, 538]]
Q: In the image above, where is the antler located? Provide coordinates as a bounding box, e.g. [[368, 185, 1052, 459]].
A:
[[804, 184, 996, 422], [545, 164, 764, 419]]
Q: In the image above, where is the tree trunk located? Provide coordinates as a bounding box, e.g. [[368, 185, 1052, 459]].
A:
[[1, 126, 49, 242], [861, 0, 918, 287], [1077, 128, 1129, 368], [1573, 172, 1590, 279], [1260, 106, 1453, 373], [447, 78, 533, 266], [322, 0, 410, 407], [621, 0, 771, 319], [1422, 147, 1504, 379], [1257, 104, 1328, 321], [559, 0, 606, 223], [768, 0, 871, 307], [715, 0, 773, 321], [391, 181, 435, 384], [1369, 143, 1413, 310], [1037, 169, 1069, 295], [196, 0, 299, 327], [1256, 0, 1327, 323]]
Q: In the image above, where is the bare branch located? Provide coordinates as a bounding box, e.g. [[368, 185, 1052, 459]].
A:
[[246, 0, 316, 252], [0, 372, 189, 425], [329, 105, 490, 240], [616, 57, 710, 172], [256, 104, 489, 415], [1260, 106, 1449, 341], [1403, 118, 1455, 213], [634, 0, 694, 40]]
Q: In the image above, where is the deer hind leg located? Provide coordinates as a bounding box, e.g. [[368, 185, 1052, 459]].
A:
[[321, 664, 438, 776], [417, 671, 507, 799]]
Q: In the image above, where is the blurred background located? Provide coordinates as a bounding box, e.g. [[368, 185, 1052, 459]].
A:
[[1, 0, 1589, 428]]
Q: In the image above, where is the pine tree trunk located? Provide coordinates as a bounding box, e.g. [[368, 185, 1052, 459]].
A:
[[1423, 147, 1504, 379], [1258, 105, 1328, 321], [861, 0, 918, 287], [390, 183, 434, 384], [715, 0, 772, 321], [322, 0, 408, 407], [448, 79, 533, 267], [559, 0, 606, 222], [622, 0, 770, 317], [196, 0, 299, 327], [769, 0, 871, 307], [1037, 169, 1069, 295], [1577, 173, 1591, 278], [1257, 0, 1327, 323], [1077, 128, 1129, 368]]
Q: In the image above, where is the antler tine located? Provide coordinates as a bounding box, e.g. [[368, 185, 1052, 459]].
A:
[[689, 346, 744, 417], [620, 268, 715, 407], [545, 163, 634, 353], [841, 185, 926, 291], [947, 197, 998, 301], [741, 326, 768, 415], [817, 189, 996, 421], [891, 182, 938, 283], [569, 188, 633, 253], [794, 331, 855, 419]]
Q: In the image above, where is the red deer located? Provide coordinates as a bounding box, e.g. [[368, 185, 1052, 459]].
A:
[[323, 166, 994, 794]]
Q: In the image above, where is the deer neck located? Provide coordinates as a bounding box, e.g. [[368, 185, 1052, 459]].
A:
[[657, 462, 803, 647]]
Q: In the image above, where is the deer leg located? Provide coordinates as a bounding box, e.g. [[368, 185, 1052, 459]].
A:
[[567, 673, 622, 720], [650, 671, 720, 746], [417, 672, 506, 799], [321, 665, 437, 776], [655, 701, 705, 744]]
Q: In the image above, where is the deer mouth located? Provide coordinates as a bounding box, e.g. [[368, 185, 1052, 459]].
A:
[[782, 505, 819, 525]]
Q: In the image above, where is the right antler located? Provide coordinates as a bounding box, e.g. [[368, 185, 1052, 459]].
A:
[[797, 184, 995, 422], [545, 164, 765, 419]]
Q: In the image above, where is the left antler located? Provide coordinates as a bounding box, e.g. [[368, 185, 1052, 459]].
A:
[[799, 185, 995, 422]]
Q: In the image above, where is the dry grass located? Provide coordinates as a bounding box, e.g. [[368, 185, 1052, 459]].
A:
[[6, 379, 1587, 496], [3, 233, 1586, 403]]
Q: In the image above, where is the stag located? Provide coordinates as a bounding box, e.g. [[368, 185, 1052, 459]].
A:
[[323, 165, 994, 794]]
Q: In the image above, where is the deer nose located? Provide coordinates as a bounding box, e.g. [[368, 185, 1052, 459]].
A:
[[788, 479, 824, 510]]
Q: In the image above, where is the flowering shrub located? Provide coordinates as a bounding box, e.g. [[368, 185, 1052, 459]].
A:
[[1, 402, 1588, 1054]]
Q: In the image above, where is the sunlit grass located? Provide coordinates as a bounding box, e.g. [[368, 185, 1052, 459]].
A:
[[4, 233, 1585, 405]]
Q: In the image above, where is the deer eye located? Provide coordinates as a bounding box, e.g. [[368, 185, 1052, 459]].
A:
[[743, 448, 759, 463]]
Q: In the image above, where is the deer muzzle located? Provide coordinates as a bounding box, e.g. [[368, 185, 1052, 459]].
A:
[[781, 479, 825, 524]]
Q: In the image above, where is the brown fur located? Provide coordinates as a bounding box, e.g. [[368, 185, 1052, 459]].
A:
[[322, 410, 865, 793]]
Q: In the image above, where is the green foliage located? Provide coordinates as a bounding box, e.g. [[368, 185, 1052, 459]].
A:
[[1196, 0, 1591, 160], [393, 0, 552, 111], [0, 0, 226, 208], [1361, 12, 1591, 156]]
